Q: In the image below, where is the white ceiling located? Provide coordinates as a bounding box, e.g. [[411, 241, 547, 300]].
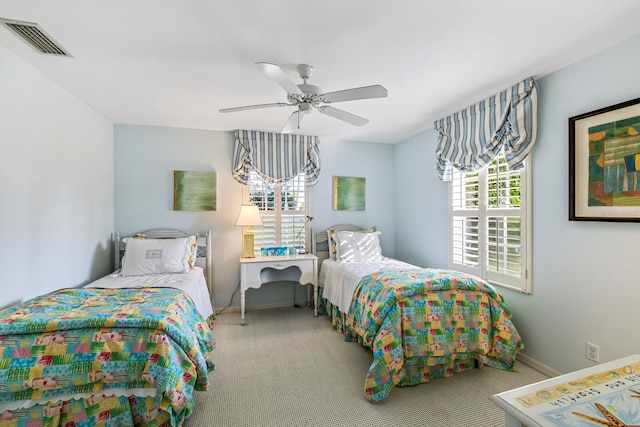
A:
[[1, 1, 640, 144]]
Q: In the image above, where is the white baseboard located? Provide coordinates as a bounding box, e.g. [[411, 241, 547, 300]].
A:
[[517, 353, 562, 377]]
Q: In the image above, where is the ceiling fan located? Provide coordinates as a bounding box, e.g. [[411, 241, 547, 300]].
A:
[[219, 62, 388, 133]]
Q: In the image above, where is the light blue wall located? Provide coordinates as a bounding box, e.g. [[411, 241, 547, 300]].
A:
[[310, 138, 397, 258], [393, 129, 448, 269], [113, 127, 397, 312], [394, 34, 640, 373], [114, 125, 245, 310], [0, 45, 114, 308]]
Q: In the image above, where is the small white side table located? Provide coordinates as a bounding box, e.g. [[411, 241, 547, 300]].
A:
[[239, 254, 318, 325]]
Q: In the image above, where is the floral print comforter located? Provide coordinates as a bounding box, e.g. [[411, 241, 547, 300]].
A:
[[0, 287, 215, 426]]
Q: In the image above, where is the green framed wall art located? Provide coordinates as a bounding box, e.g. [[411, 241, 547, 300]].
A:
[[333, 176, 365, 211], [174, 170, 217, 211]]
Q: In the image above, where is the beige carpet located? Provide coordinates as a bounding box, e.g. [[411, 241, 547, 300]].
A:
[[186, 307, 548, 427]]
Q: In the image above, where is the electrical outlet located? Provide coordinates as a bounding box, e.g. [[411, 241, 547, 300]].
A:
[[586, 342, 600, 363]]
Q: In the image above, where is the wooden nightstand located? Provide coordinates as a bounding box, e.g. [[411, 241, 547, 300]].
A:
[[239, 254, 318, 324]]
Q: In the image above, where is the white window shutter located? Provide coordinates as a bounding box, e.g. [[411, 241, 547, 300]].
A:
[[449, 153, 532, 293], [450, 170, 482, 277], [245, 170, 309, 256]]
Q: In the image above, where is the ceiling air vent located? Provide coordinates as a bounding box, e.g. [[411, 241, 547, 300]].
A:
[[0, 18, 71, 57]]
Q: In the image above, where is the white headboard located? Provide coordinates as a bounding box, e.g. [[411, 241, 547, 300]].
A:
[[114, 228, 213, 295], [313, 224, 364, 270]]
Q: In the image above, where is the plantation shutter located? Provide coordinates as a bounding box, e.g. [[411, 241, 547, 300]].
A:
[[450, 169, 480, 274], [450, 152, 532, 293], [246, 170, 309, 255]]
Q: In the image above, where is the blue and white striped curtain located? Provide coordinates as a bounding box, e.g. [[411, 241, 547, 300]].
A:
[[232, 129, 321, 186], [434, 77, 538, 181]]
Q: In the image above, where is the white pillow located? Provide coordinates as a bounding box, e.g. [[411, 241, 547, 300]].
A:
[[334, 230, 383, 262], [326, 226, 376, 260], [120, 235, 197, 276]]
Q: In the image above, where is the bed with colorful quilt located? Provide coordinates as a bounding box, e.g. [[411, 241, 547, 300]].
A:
[[314, 224, 524, 403], [0, 229, 216, 426]]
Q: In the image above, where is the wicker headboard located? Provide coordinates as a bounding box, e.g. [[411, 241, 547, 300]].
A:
[[113, 228, 213, 295], [313, 224, 364, 270]]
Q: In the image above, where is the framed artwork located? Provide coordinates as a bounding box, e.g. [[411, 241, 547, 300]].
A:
[[333, 176, 365, 211], [569, 97, 640, 222], [173, 171, 217, 211]]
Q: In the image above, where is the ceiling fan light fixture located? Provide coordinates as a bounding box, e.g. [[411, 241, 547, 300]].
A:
[[299, 103, 312, 113]]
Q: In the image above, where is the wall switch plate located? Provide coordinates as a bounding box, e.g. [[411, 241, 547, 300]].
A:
[[586, 342, 600, 363]]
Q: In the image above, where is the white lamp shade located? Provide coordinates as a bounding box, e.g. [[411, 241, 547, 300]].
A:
[[235, 203, 263, 227]]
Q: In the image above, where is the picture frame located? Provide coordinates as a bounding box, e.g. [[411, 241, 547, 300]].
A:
[[569, 97, 640, 222], [174, 170, 217, 211], [332, 176, 366, 211]]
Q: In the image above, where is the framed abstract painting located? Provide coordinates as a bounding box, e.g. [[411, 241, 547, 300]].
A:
[[174, 171, 217, 211], [569, 97, 640, 222], [332, 176, 366, 211]]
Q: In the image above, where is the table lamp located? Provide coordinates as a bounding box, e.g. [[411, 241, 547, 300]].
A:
[[236, 203, 263, 258]]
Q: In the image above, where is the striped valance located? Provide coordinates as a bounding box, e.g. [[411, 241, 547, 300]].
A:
[[434, 77, 538, 181], [232, 129, 321, 186]]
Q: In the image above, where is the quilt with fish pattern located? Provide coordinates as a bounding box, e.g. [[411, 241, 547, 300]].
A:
[[333, 268, 523, 402], [0, 287, 215, 426]]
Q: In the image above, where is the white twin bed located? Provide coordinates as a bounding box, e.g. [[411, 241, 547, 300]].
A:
[[314, 224, 524, 403], [316, 224, 415, 313], [0, 228, 216, 426], [86, 228, 214, 321]]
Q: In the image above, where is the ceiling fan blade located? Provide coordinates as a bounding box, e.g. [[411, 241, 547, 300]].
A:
[[219, 102, 292, 113], [281, 109, 311, 133], [317, 106, 369, 126], [321, 84, 388, 103], [256, 62, 304, 96]]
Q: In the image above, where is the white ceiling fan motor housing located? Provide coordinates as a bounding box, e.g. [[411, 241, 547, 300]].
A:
[[289, 83, 322, 105], [298, 83, 320, 95], [290, 64, 324, 105]]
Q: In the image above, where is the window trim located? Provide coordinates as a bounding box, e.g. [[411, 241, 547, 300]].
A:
[[448, 155, 532, 294]]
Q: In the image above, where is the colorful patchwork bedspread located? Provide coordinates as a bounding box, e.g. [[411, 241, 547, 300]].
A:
[[0, 287, 216, 426], [344, 268, 523, 402]]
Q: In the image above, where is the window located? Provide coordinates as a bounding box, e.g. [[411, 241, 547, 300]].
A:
[[244, 170, 310, 256], [449, 152, 532, 293]]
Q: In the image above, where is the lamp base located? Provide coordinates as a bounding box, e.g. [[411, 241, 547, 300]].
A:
[[242, 232, 255, 258]]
